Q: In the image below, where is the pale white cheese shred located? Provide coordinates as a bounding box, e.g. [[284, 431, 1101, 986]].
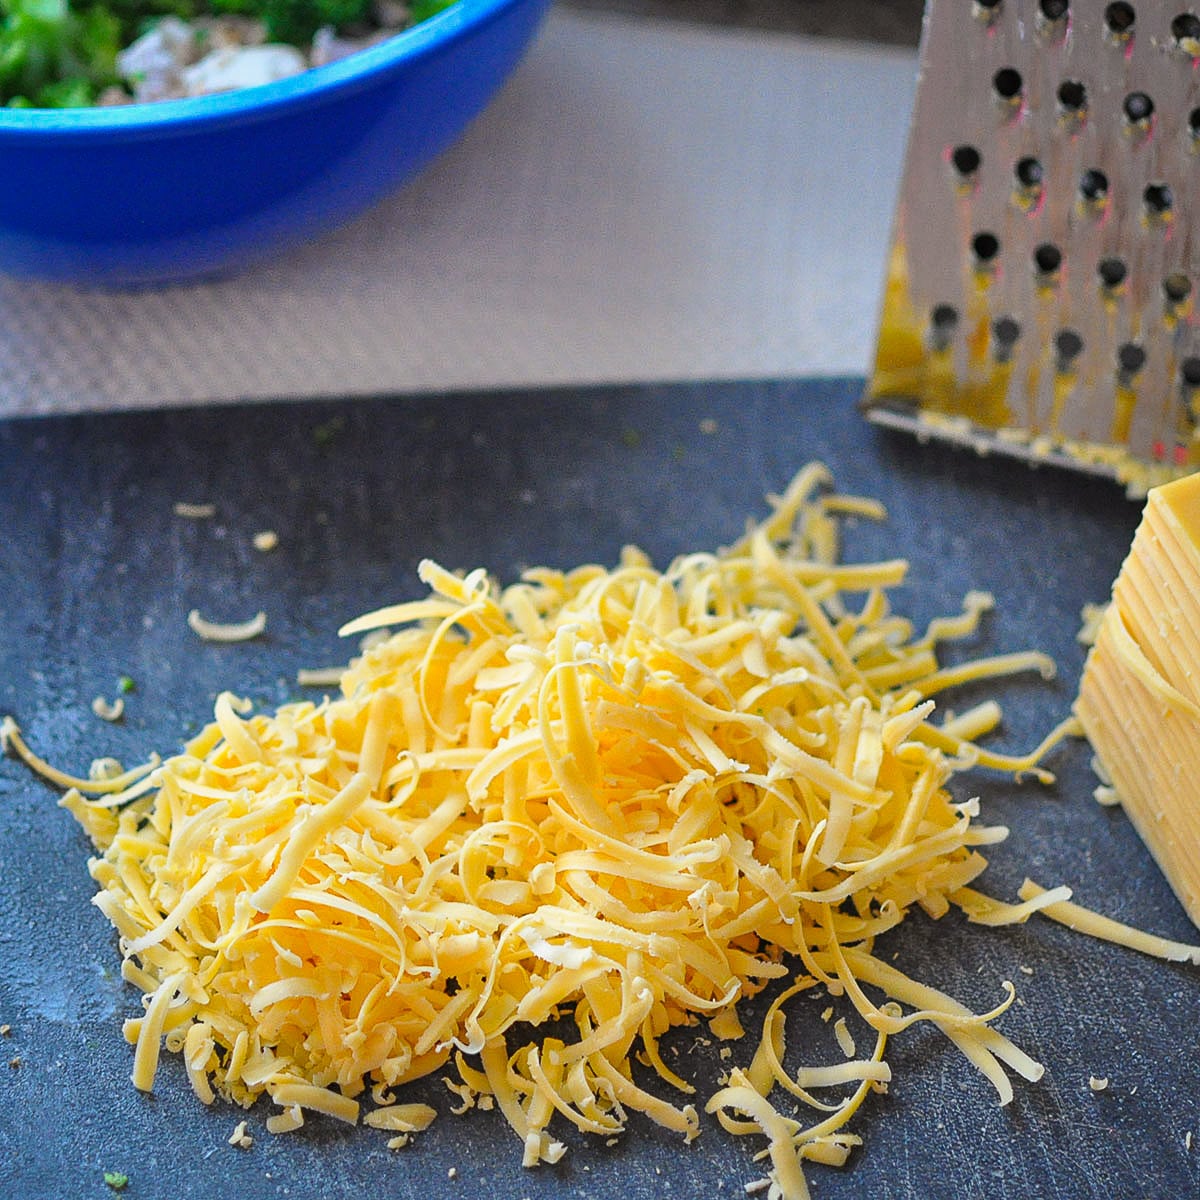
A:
[[187, 609, 267, 643], [173, 502, 217, 519], [91, 696, 125, 723]]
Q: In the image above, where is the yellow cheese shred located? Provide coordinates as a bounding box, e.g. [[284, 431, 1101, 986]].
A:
[[9, 464, 1097, 1197]]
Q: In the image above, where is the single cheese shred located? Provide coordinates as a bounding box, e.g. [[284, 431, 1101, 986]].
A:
[[187, 609, 268, 643], [9, 464, 1119, 1197]]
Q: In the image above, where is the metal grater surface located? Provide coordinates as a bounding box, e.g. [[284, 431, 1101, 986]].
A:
[[864, 0, 1200, 496]]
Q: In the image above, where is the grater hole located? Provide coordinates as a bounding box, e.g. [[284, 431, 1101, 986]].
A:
[[973, 0, 1003, 10], [930, 304, 959, 352], [1189, 107, 1200, 137], [1057, 80, 1087, 112], [1123, 92, 1154, 125], [1182, 357, 1200, 387], [1104, 1, 1136, 32], [1015, 156, 1043, 189], [1055, 330, 1084, 368], [972, 232, 1000, 263], [993, 317, 1021, 347], [1098, 258, 1128, 289], [1171, 12, 1200, 51], [1079, 169, 1109, 202], [1118, 343, 1146, 375], [1034, 243, 1063, 276], [1144, 182, 1173, 215], [1039, 0, 1069, 19], [1164, 272, 1192, 303], [993, 68, 1024, 100], [951, 144, 982, 177]]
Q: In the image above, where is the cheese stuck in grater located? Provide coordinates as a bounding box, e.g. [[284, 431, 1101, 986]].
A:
[[864, 0, 1200, 496]]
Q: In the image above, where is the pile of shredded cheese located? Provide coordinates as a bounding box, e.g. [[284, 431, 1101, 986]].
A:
[[10, 462, 1147, 1198]]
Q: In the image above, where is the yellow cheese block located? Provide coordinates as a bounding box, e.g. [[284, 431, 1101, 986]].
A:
[[1111, 471, 1200, 707], [1077, 472, 1200, 929]]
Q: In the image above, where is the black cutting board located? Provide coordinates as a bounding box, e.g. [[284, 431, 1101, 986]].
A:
[[0, 378, 1195, 1200]]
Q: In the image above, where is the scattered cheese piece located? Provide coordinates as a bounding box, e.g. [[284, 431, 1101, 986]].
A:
[[253, 530, 279, 553], [91, 696, 125, 723], [1018, 881, 1200, 965], [187, 609, 267, 643], [1088, 1076, 1108, 1092], [173, 502, 216, 519], [1076, 603, 1106, 648], [296, 667, 344, 688], [364, 1103, 437, 1133], [228, 1120, 254, 1149], [833, 1019, 856, 1060]]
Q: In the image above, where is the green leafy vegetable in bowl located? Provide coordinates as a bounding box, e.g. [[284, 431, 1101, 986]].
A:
[[0, 0, 457, 107]]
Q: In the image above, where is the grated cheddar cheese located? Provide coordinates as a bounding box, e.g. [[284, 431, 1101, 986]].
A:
[[8, 463, 1128, 1198]]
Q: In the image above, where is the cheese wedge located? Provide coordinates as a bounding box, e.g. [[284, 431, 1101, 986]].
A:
[[1076, 472, 1200, 928]]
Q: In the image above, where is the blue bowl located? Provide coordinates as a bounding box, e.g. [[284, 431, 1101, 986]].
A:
[[0, 0, 550, 285]]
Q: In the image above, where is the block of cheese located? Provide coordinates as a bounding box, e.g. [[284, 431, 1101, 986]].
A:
[[1076, 472, 1200, 928], [1110, 472, 1200, 706]]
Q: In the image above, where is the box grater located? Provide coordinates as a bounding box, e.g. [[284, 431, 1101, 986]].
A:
[[864, 0, 1200, 496]]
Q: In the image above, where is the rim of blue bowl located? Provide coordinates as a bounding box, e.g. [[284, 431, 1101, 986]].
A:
[[0, 0, 528, 133]]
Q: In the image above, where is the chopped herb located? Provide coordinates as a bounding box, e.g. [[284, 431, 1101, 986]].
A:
[[619, 427, 642, 449], [312, 415, 346, 449], [0, 0, 453, 107], [103, 1171, 129, 1190], [118, 675, 135, 694]]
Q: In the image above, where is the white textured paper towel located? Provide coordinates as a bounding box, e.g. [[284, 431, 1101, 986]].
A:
[[0, 9, 916, 415]]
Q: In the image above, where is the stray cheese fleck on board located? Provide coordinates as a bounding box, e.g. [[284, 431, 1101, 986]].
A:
[[1076, 471, 1200, 930], [11, 463, 1196, 1200]]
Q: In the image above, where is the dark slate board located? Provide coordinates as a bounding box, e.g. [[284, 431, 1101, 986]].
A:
[[0, 378, 1196, 1200]]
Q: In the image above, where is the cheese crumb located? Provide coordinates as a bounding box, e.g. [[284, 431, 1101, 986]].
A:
[[187, 609, 267, 643], [295, 667, 344, 687], [447, 1167, 457, 1180], [173, 502, 216, 519], [91, 696, 125, 723], [252, 530, 279, 553], [228, 1120, 254, 1149], [833, 1018, 856, 1059], [1089, 1076, 1109, 1092]]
